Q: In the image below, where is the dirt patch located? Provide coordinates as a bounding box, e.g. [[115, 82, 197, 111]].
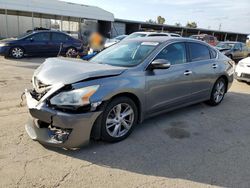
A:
[[0, 80, 7, 87], [14, 76, 23, 80], [165, 127, 190, 139]]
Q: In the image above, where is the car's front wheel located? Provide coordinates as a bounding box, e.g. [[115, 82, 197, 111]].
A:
[[66, 47, 77, 57], [101, 97, 138, 142], [10, 47, 24, 59], [207, 78, 226, 106]]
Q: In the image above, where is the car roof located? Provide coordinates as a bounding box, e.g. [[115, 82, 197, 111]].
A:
[[131, 31, 174, 36], [31, 30, 67, 35], [132, 31, 158, 35], [123, 36, 205, 44], [219, 41, 240, 44]]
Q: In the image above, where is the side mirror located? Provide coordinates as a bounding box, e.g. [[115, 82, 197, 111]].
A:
[[30, 38, 34, 42], [149, 59, 171, 70]]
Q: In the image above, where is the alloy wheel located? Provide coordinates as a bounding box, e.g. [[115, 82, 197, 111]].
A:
[[11, 47, 24, 58], [106, 103, 134, 138], [213, 80, 225, 103]]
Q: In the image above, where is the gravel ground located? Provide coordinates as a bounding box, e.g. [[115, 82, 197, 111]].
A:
[[0, 57, 250, 188]]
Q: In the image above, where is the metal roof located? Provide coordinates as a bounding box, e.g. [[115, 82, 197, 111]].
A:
[[115, 18, 249, 35], [0, 0, 114, 21]]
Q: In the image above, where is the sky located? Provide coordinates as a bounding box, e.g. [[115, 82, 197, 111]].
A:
[[63, 0, 250, 33]]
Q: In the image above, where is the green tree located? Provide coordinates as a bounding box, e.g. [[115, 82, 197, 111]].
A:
[[146, 19, 157, 24], [157, 16, 166, 24], [175, 22, 181, 27], [186, 21, 197, 28]]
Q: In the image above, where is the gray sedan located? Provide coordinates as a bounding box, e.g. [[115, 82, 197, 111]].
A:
[[216, 41, 250, 60], [25, 37, 234, 149]]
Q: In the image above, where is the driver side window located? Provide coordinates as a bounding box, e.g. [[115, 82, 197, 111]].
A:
[[154, 43, 187, 65], [234, 43, 241, 50], [27, 33, 50, 41]]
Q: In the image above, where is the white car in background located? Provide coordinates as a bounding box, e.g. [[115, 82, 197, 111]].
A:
[[235, 57, 250, 82], [104, 32, 181, 48], [125, 31, 181, 40], [104, 35, 128, 48]]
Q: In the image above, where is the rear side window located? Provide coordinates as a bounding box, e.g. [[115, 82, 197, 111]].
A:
[[210, 48, 217, 59], [51, 33, 70, 41], [188, 43, 210, 61], [155, 42, 187, 65], [242, 44, 247, 50], [234, 43, 241, 50]]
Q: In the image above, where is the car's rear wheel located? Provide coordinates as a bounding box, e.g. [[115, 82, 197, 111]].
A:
[[10, 47, 24, 59], [207, 78, 226, 106], [101, 97, 138, 142]]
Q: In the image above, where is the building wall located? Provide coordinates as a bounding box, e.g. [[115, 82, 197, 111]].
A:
[[0, 14, 80, 39], [111, 22, 126, 37], [0, 14, 51, 38]]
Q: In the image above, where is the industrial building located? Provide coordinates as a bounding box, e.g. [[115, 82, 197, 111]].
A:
[[0, 0, 248, 42]]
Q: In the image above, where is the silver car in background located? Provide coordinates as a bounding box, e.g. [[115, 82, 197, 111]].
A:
[[125, 31, 181, 40], [25, 37, 234, 149]]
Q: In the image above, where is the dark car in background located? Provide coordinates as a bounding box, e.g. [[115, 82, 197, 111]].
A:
[[0, 30, 83, 58], [190, 34, 218, 46], [216, 41, 250, 61]]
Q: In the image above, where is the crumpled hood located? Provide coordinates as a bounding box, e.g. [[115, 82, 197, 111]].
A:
[[33, 57, 127, 85]]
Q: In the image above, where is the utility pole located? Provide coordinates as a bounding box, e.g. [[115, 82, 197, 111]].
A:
[[219, 23, 222, 31]]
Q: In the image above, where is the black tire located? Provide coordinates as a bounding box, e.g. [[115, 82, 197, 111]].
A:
[[66, 47, 77, 57], [100, 97, 138, 142], [10, 47, 24, 59], [207, 78, 226, 106]]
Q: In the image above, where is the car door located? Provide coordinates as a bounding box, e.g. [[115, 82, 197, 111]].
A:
[[233, 43, 242, 59], [50, 32, 70, 54], [145, 42, 194, 114], [187, 42, 217, 99], [240, 43, 248, 58], [23, 32, 51, 55]]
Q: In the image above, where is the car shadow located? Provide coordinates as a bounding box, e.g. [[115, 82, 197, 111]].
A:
[[45, 91, 250, 187]]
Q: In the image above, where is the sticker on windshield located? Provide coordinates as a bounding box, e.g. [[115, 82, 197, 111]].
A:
[[141, 42, 159, 46]]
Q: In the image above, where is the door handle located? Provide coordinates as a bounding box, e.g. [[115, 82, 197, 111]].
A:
[[212, 64, 218, 69], [184, 70, 192, 75]]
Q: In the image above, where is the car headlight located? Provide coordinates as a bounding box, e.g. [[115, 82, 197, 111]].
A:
[[50, 85, 99, 107], [0, 43, 7, 47], [238, 61, 245, 67]]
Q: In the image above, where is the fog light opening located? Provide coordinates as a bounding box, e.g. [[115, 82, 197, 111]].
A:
[[48, 126, 72, 143]]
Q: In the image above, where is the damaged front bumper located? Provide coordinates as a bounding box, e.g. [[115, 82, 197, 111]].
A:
[[24, 89, 101, 149]]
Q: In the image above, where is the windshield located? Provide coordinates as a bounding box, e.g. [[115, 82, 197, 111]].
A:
[[216, 42, 235, 49], [17, 32, 32, 39], [125, 33, 147, 40], [90, 41, 159, 67]]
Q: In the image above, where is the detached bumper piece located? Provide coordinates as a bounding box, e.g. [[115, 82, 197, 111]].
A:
[[26, 120, 72, 145], [25, 89, 101, 149]]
